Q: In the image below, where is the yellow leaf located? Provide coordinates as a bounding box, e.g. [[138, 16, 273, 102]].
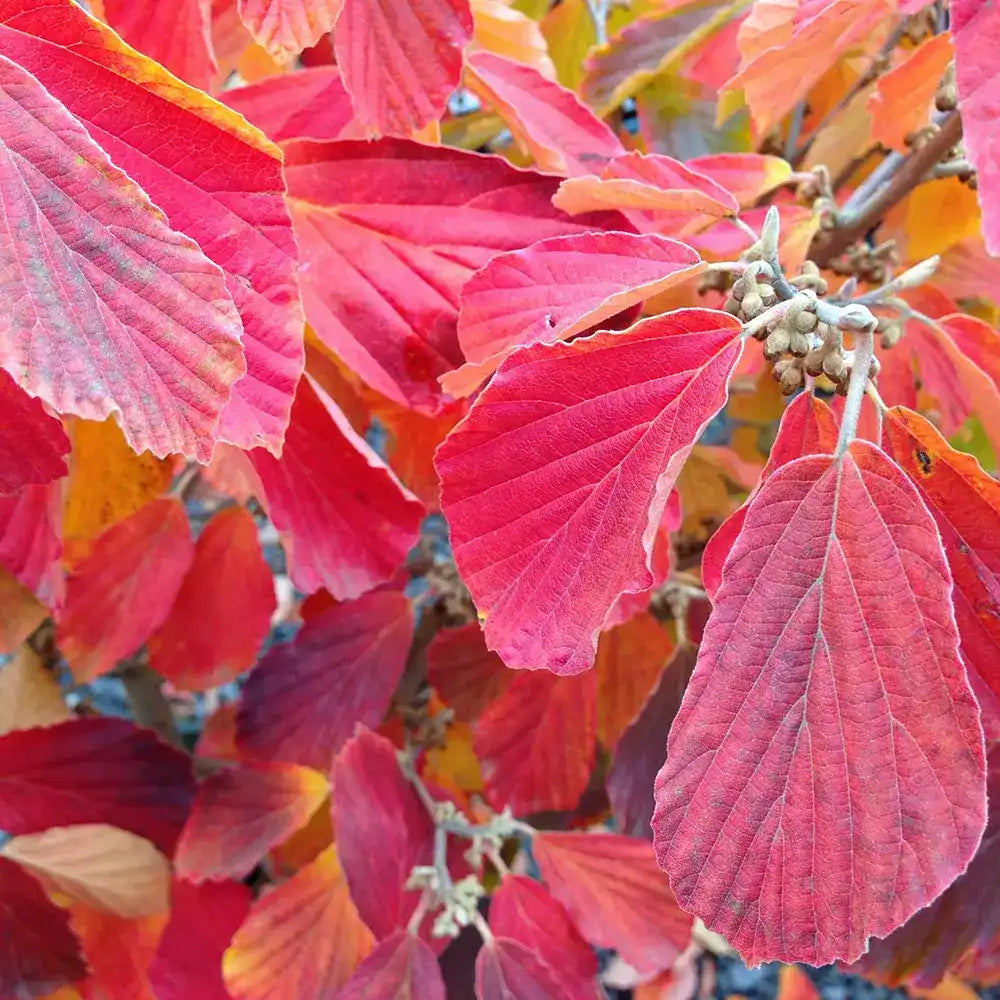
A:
[[0, 644, 71, 736], [3, 824, 170, 918], [902, 178, 982, 261], [540, 0, 597, 92], [471, 0, 556, 79], [62, 418, 173, 565]]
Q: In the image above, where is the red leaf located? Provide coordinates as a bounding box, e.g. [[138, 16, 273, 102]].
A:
[[653, 441, 987, 967], [464, 50, 623, 177], [954, 0, 1000, 255], [0, 482, 62, 608], [426, 623, 512, 724], [250, 376, 424, 600], [148, 879, 251, 1000], [442, 232, 704, 397], [148, 506, 276, 692], [175, 761, 330, 882], [223, 844, 375, 1000], [222, 67, 354, 142], [607, 641, 697, 839], [330, 728, 435, 939], [0, 372, 68, 496], [0, 717, 195, 854], [0, 51, 244, 461], [489, 876, 600, 1000], [436, 308, 743, 674], [237, 591, 413, 770], [0, 856, 85, 998], [0, 0, 305, 454], [533, 832, 692, 975], [237, 0, 344, 62], [283, 138, 622, 411], [475, 670, 596, 815], [852, 748, 1000, 988], [58, 499, 194, 682], [334, 0, 473, 136], [336, 930, 446, 1000], [93, 0, 218, 91], [881, 407, 1000, 738], [475, 937, 570, 1000], [702, 392, 840, 600]]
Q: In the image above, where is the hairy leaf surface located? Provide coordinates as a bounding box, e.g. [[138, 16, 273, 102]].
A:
[[437, 308, 743, 674], [653, 441, 987, 966]]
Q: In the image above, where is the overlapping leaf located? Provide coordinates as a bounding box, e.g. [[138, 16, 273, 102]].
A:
[[607, 641, 697, 838], [443, 232, 704, 397], [0, 0, 304, 453], [654, 441, 987, 966], [0, 717, 195, 854], [0, 572, 46, 655], [881, 406, 1000, 737], [0, 483, 62, 608], [465, 50, 623, 176], [533, 832, 692, 975], [0, 51, 244, 461], [237, 0, 344, 62], [954, 0, 1000, 255], [223, 844, 374, 1000], [489, 876, 600, 1000], [149, 879, 251, 1000], [237, 591, 413, 770], [702, 392, 840, 599], [250, 376, 424, 600], [334, 0, 473, 135], [426, 623, 512, 724], [475, 670, 596, 815], [283, 138, 622, 411], [336, 930, 446, 1000], [148, 506, 276, 691], [0, 646, 70, 735], [476, 937, 570, 1000], [175, 761, 329, 882], [58, 499, 194, 682], [436, 308, 743, 674], [0, 373, 69, 497], [330, 728, 436, 939]]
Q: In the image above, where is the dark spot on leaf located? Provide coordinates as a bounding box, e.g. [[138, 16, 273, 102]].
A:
[[915, 449, 932, 475]]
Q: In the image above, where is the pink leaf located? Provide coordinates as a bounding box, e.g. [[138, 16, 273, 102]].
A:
[[222, 67, 354, 142], [58, 499, 195, 682], [436, 308, 743, 674], [237, 0, 345, 62], [0, 371, 69, 496], [653, 441, 988, 966], [702, 392, 840, 600], [475, 670, 596, 815], [0, 52, 244, 461], [336, 930, 446, 1000], [283, 138, 622, 412], [334, 0, 473, 136], [0, 0, 305, 455], [533, 832, 692, 975], [237, 591, 413, 771], [489, 876, 600, 1000], [475, 937, 570, 1000], [250, 376, 424, 600], [464, 50, 623, 177], [954, 0, 1000, 255], [330, 728, 435, 939], [0, 482, 62, 609], [443, 232, 703, 397]]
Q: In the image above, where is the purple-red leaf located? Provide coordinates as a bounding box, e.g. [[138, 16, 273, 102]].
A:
[[0, 371, 69, 496], [0, 51, 245, 461], [653, 441, 987, 967], [443, 232, 703, 397], [336, 930, 446, 1000], [237, 591, 413, 771], [475, 937, 570, 1000], [436, 308, 743, 674], [0, 717, 195, 855]]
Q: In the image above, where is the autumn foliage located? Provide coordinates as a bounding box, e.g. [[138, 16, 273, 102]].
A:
[[1, 0, 1000, 998]]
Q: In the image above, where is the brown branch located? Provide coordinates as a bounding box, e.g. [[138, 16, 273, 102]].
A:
[[810, 112, 963, 267], [116, 652, 185, 749]]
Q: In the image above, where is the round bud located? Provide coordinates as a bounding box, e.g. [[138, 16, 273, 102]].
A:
[[731, 276, 747, 301], [879, 321, 902, 349], [804, 349, 825, 377], [741, 292, 764, 318], [822, 352, 846, 381], [763, 328, 790, 361], [794, 310, 818, 333], [788, 332, 811, 357], [835, 374, 851, 396], [724, 296, 741, 316], [758, 283, 778, 307], [780, 364, 804, 395]]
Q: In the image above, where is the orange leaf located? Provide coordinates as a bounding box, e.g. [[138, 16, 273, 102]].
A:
[[0, 566, 47, 654], [868, 33, 954, 152], [595, 611, 674, 748], [470, 0, 556, 80], [223, 845, 374, 1000], [0, 644, 71, 736]]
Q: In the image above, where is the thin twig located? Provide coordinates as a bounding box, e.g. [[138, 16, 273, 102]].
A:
[[835, 328, 877, 456], [584, 0, 609, 45]]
